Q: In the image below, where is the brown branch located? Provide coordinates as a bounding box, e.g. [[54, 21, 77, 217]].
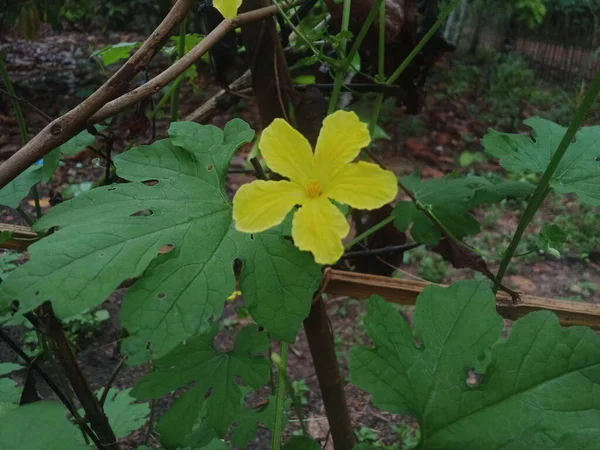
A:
[[89, 5, 282, 125], [322, 269, 600, 329], [0, 328, 103, 448], [184, 70, 251, 122], [0, 0, 196, 189], [26, 302, 119, 449]]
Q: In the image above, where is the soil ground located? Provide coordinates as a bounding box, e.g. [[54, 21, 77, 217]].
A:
[[0, 27, 599, 450]]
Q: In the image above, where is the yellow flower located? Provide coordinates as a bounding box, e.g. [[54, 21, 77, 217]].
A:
[[232, 110, 398, 265], [213, 0, 242, 19]]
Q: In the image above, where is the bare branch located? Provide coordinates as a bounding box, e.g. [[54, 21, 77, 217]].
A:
[[88, 5, 279, 125], [0, 0, 196, 189]]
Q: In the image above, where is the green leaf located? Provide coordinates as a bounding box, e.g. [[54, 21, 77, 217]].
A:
[[0, 120, 321, 364], [197, 439, 229, 450], [0, 401, 88, 449], [0, 147, 59, 208], [131, 325, 269, 445], [392, 174, 533, 243], [539, 224, 567, 258], [230, 396, 288, 449], [0, 231, 13, 244], [0, 362, 22, 376], [93, 42, 142, 66], [0, 128, 95, 208], [100, 388, 150, 439], [181, 423, 219, 449], [0, 378, 20, 404], [349, 280, 600, 449], [282, 436, 322, 450], [482, 117, 600, 205], [353, 445, 378, 450], [58, 130, 96, 156]]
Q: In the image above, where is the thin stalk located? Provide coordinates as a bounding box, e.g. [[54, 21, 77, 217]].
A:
[[0, 54, 42, 219], [328, 0, 385, 112], [495, 71, 600, 291], [149, 76, 183, 119], [327, 0, 352, 113], [171, 19, 187, 122], [271, 343, 289, 450], [345, 215, 393, 249], [387, 0, 463, 85], [368, 0, 386, 136]]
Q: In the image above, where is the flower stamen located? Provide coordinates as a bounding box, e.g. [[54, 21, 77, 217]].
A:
[[305, 179, 322, 198]]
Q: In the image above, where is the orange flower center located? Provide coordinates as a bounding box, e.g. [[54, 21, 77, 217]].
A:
[[305, 179, 322, 198]]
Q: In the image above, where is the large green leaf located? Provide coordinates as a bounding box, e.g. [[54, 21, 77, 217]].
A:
[[230, 395, 288, 449], [349, 281, 600, 449], [482, 117, 600, 205], [131, 325, 269, 446], [99, 388, 149, 439], [0, 401, 88, 450], [282, 436, 322, 449], [0, 120, 321, 364], [393, 174, 533, 243]]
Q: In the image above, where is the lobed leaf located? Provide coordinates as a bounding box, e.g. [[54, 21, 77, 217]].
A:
[[349, 280, 600, 449], [482, 117, 600, 205], [131, 324, 269, 447], [0, 120, 321, 364]]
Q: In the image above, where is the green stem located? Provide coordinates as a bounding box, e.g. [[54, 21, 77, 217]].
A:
[[377, 0, 385, 81], [386, 0, 462, 85], [345, 215, 394, 249], [0, 54, 42, 219], [368, 0, 386, 136], [328, 0, 386, 113], [327, 0, 352, 113], [271, 343, 289, 450], [494, 71, 600, 291], [170, 19, 187, 122], [149, 76, 183, 119]]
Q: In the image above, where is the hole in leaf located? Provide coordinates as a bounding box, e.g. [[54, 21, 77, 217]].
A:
[[157, 293, 166, 299], [160, 244, 174, 255], [283, 236, 293, 243], [250, 234, 254, 240], [130, 209, 153, 217], [595, 156, 600, 162], [34, 291, 39, 296], [107, 187, 116, 191], [466, 368, 481, 387], [207, 164, 214, 171], [143, 179, 159, 186]]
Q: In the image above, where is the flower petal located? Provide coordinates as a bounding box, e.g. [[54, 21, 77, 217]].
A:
[[313, 110, 370, 180], [233, 180, 305, 233], [213, 0, 242, 19], [260, 119, 314, 184], [292, 197, 349, 265], [327, 161, 398, 209]]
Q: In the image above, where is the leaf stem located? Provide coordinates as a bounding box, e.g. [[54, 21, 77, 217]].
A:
[[271, 343, 289, 450], [386, 0, 462, 85], [494, 71, 600, 291], [345, 215, 394, 249]]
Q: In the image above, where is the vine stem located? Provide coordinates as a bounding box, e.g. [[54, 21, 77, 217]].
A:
[[271, 342, 289, 450], [171, 18, 187, 122], [0, 54, 42, 219], [386, 0, 463, 84], [328, 0, 352, 113], [494, 71, 600, 291], [345, 215, 394, 249]]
